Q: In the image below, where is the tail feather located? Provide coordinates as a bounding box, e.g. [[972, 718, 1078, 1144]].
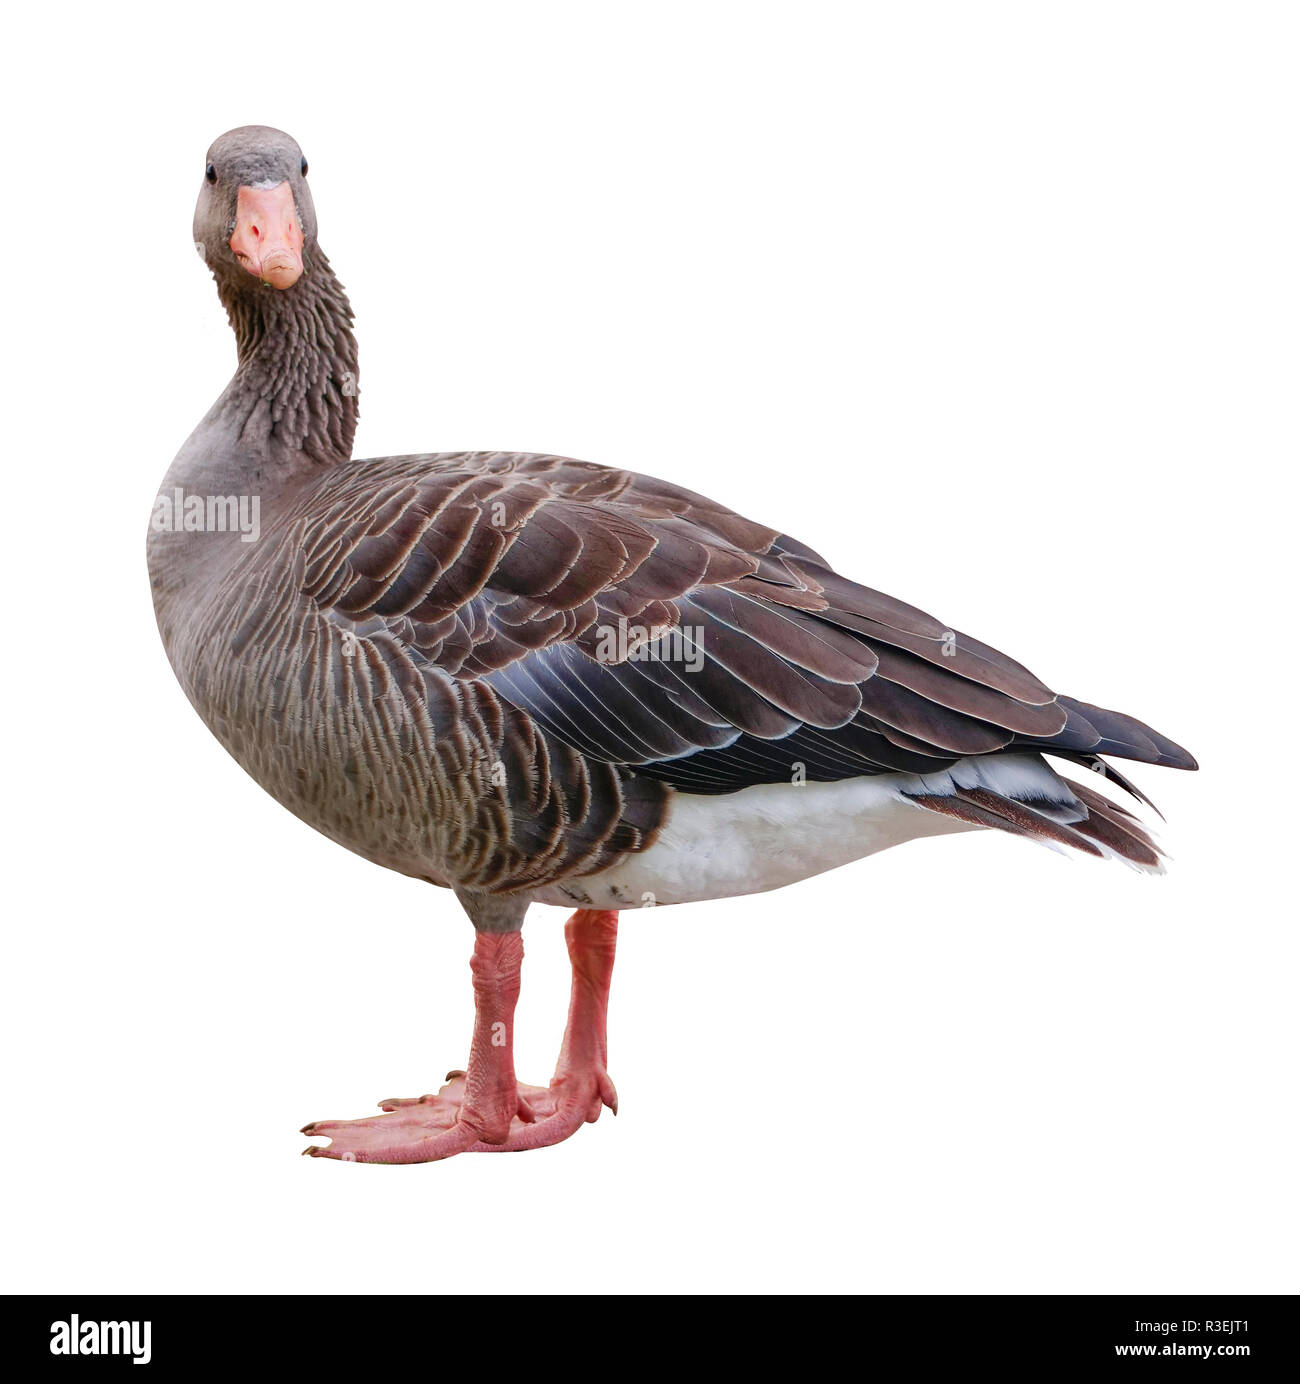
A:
[[1066, 779, 1162, 869], [1054, 753, 1165, 819], [956, 786, 1105, 858], [901, 753, 1167, 873]]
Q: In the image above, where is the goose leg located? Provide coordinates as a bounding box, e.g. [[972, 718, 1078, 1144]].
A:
[[301, 919, 535, 1163], [300, 905, 619, 1162], [474, 908, 620, 1152]]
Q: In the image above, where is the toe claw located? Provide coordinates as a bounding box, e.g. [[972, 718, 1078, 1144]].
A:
[[445, 1069, 466, 1082], [378, 1092, 440, 1111]]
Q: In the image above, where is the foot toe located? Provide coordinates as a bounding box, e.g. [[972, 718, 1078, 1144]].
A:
[[300, 1068, 617, 1162]]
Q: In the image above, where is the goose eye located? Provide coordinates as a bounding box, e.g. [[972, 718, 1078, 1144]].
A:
[[205, 163, 217, 184], [300, 157, 309, 177]]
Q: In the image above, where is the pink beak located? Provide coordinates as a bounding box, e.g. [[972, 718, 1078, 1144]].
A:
[[229, 182, 304, 289]]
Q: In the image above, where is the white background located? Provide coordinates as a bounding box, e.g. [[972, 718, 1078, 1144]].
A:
[[3, 2, 1295, 1296]]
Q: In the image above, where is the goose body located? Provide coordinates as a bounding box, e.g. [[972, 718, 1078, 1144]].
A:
[[150, 128, 1195, 1163]]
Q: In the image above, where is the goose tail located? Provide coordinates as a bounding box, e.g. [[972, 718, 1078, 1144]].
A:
[[900, 753, 1171, 873]]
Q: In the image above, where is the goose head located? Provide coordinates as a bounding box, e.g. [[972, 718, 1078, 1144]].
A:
[[194, 125, 315, 291]]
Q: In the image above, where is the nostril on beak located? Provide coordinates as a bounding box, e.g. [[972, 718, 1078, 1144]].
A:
[[230, 183, 304, 288]]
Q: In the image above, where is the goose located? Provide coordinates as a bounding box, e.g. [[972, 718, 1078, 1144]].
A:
[[149, 126, 1196, 1164]]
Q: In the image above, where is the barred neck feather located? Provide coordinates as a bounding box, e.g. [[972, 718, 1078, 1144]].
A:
[[213, 245, 359, 470]]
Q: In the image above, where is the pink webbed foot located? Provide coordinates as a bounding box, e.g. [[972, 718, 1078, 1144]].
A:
[[301, 910, 621, 1164], [300, 1071, 542, 1164], [301, 1066, 617, 1160]]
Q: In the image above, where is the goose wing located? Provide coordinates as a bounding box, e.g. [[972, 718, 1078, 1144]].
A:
[[283, 450, 1195, 799]]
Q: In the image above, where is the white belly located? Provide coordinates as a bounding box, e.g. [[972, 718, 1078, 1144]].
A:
[[531, 773, 975, 909]]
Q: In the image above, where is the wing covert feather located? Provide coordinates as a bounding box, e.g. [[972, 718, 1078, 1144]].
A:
[[290, 451, 1169, 797]]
